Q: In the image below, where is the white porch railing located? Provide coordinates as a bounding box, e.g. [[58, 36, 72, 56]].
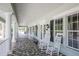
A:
[[0, 39, 10, 56]]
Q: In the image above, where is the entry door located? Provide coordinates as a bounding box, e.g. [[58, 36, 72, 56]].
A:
[[50, 20, 54, 42]]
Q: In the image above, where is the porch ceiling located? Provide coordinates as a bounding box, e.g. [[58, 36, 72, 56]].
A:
[[13, 3, 79, 26]]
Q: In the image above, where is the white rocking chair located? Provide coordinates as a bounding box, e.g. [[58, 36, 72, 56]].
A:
[[39, 40, 48, 53], [46, 33, 63, 56]]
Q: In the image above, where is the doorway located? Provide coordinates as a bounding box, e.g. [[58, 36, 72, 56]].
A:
[[50, 20, 54, 42]]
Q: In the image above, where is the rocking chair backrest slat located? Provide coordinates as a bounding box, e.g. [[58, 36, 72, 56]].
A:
[[54, 33, 63, 53]]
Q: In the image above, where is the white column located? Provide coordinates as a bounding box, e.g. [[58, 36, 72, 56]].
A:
[[11, 21, 16, 50], [12, 15, 17, 43], [12, 22, 16, 42], [5, 12, 12, 50], [11, 15, 18, 50], [63, 16, 68, 46], [38, 25, 41, 40], [15, 22, 18, 39]]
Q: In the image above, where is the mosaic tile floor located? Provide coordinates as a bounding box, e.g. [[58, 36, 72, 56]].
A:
[[8, 38, 48, 56]]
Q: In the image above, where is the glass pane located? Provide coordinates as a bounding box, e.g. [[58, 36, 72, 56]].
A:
[[73, 22, 77, 30], [78, 13, 79, 21], [68, 32, 72, 39], [77, 40, 79, 49], [70, 24, 73, 30], [77, 32, 79, 49], [35, 25, 38, 36], [68, 32, 73, 47], [59, 25, 62, 30], [55, 20, 58, 25], [58, 25, 61, 30], [61, 18, 63, 24], [58, 19, 61, 24], [68, 24, 73, 30], [73, 32, 77, 40], [78, 22, 79, 30], [73, 32, 77, 48], [77, 32, 79, 41], [73, 40, 78, 48], [72, 14, 77, 22], [61, 25, 63, 30], [68, 16, 71, 23], [68, 39, 72, 47]]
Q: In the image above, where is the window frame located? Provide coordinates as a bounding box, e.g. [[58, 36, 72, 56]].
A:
[[67, 12, 79, 50], [54, 18, 63, 44]]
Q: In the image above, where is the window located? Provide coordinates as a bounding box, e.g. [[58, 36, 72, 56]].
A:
[[43, 24, 49, 38], [50, 20, 54, 42], [68, 13, 79, 49], [35, 25, 38, 36], [26, 26, 29, 34], [18, 26, 27, 34], [55, 18, 63, 43], [43, 25, 46, 37], [30, 27, 32, 34], [0, 17, 5, 39]]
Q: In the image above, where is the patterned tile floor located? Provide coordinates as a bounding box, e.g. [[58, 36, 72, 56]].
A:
[[8, 37, 65, 56], [8, 38, 48, 56]]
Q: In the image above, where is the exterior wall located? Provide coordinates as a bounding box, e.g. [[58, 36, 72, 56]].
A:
[[28, 5, 79, 56]]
